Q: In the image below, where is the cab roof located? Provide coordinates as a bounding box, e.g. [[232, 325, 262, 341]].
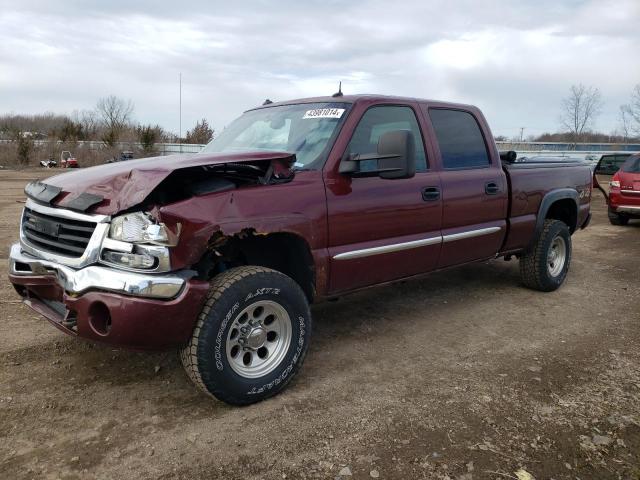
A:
[[248, 94, 476, 112]]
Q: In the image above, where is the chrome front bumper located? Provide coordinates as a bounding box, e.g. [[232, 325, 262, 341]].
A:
[[9, 243, 185, 299]]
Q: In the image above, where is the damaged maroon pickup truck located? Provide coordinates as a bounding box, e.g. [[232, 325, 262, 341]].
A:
[[9, 95, 593, 405]]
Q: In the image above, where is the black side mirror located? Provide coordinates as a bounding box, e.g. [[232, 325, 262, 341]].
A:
[[339, 130, 416, 179], [377, 130, 416, 179], [499, 150, 517, 163]]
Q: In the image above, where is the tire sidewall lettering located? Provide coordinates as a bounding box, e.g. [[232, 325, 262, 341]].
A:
[[245, 287, 280, 302], [247, 315, 306, 395], [215, 302, 240, 371]]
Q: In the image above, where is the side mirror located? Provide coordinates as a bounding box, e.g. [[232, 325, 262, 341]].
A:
[[339, 130, 416, 179], [377, 130, 416, 179], [499, 150, 517, 163]]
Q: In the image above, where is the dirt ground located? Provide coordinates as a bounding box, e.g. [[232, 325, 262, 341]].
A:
[[0, 168, 638, 480]]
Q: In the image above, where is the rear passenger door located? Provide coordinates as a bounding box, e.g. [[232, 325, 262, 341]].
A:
[[423, 107, 508, 268]]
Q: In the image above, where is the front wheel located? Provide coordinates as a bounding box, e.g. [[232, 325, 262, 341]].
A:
[[608, 207, 629, 226], [519, 219, 572, 292], [180, 266, 312, 405]]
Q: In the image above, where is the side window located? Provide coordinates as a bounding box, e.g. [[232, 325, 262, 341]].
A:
[[429, 109, 490, 169], [346, 106, 427, 172], [615, 155, 628, 170]]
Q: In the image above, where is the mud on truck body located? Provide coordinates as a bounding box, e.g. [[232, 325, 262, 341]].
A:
[[9, 95, 592, 405]]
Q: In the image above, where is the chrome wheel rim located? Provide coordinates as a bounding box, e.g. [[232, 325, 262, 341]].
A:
[[225, 300, 292, 378], [547, 236, 567, 277]]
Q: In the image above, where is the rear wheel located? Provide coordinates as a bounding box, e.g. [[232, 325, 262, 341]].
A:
[[180, 266, 312, 405], [608, 207, 629, 226], [519, 219, 572, 292]]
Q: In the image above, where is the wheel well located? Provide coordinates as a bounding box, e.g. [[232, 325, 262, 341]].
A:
[[196, 230, 316, 302], [546, 199, 578, 232]]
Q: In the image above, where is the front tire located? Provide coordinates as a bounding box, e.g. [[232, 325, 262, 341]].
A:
[[608, 207, 629, 226], [519, 219, 572, 292], [180, 266, 312, 405]]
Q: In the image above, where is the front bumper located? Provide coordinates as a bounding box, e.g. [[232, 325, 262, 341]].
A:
[[10, 243, 184, 299], [8, 243, 209, 350]]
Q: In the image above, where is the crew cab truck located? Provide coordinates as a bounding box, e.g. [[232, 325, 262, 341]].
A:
[[9, 95, 592, 405]]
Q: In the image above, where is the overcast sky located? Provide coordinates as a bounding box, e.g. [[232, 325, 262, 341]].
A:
[[1, 0, 638, 138]]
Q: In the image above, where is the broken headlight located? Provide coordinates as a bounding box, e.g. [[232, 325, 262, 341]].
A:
[[109, 212, 178, 246], [101, 250, 156, 269]]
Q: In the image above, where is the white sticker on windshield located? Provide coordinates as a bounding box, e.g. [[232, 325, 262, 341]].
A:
[[303, 108, 345, 119]]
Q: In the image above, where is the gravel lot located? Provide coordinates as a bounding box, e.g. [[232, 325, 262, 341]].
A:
[[1, 168, 639, 480]]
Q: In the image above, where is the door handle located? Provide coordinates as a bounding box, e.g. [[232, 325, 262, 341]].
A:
[[421, 186, 440, 201], [485, 181, 500, 195]]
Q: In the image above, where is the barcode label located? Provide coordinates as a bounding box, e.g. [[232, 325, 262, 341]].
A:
[[302, 108, 345, 119]]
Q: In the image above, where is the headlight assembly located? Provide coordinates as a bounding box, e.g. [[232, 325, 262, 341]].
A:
[[109, 212, 179, 246], [102, 212, 178, 272]]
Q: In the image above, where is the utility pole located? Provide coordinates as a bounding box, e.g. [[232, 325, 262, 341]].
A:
[[519, 127, 525, 142], [179, 72, 182, 153]]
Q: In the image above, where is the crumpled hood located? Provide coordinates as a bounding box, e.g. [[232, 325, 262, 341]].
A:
[[31, 151, 295, 215]]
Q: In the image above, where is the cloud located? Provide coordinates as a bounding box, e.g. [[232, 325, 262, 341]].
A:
[[0, 0, 638, 137]]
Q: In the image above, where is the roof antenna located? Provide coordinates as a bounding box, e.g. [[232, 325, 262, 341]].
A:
[[262, 98, 273, 105], [332, 81, 343, 98]]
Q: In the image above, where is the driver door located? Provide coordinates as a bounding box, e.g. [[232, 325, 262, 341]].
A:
[[325, 104, 442, 294]]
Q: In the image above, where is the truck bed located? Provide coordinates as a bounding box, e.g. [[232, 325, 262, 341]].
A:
[[501, 160, 592, 253]]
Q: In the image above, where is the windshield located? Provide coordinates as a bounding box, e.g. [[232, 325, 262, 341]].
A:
[[199, 102, 350, 168]]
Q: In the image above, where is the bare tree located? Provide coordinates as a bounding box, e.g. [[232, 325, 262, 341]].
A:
[[559, 84, 603, 144], [619, 105, 632, 140], [74, 110, 100, 140], [95, 95, 134, 146], [620, 84, 640, 138]]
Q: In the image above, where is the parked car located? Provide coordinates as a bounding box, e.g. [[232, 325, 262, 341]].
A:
[[107, 151, 135, 163], [604, 153, 640, 225], [9, 94, 593, 405], [60, 151, 78, 168]]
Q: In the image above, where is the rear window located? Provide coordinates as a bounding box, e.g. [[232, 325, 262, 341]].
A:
[[622, 156, 640, 173], [429, 109, 490, 169]]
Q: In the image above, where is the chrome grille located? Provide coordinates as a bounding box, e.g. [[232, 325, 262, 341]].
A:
[[22, 207, 97, 258]]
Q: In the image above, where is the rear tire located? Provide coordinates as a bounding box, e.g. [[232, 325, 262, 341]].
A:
[[608, 207, 629, 226], [519, 219, 571, 292], [180, 266, 312, 405]]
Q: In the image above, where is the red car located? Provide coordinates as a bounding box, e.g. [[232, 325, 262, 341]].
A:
[[608, 153, 640, 225], [60, 151, 78, 168]]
